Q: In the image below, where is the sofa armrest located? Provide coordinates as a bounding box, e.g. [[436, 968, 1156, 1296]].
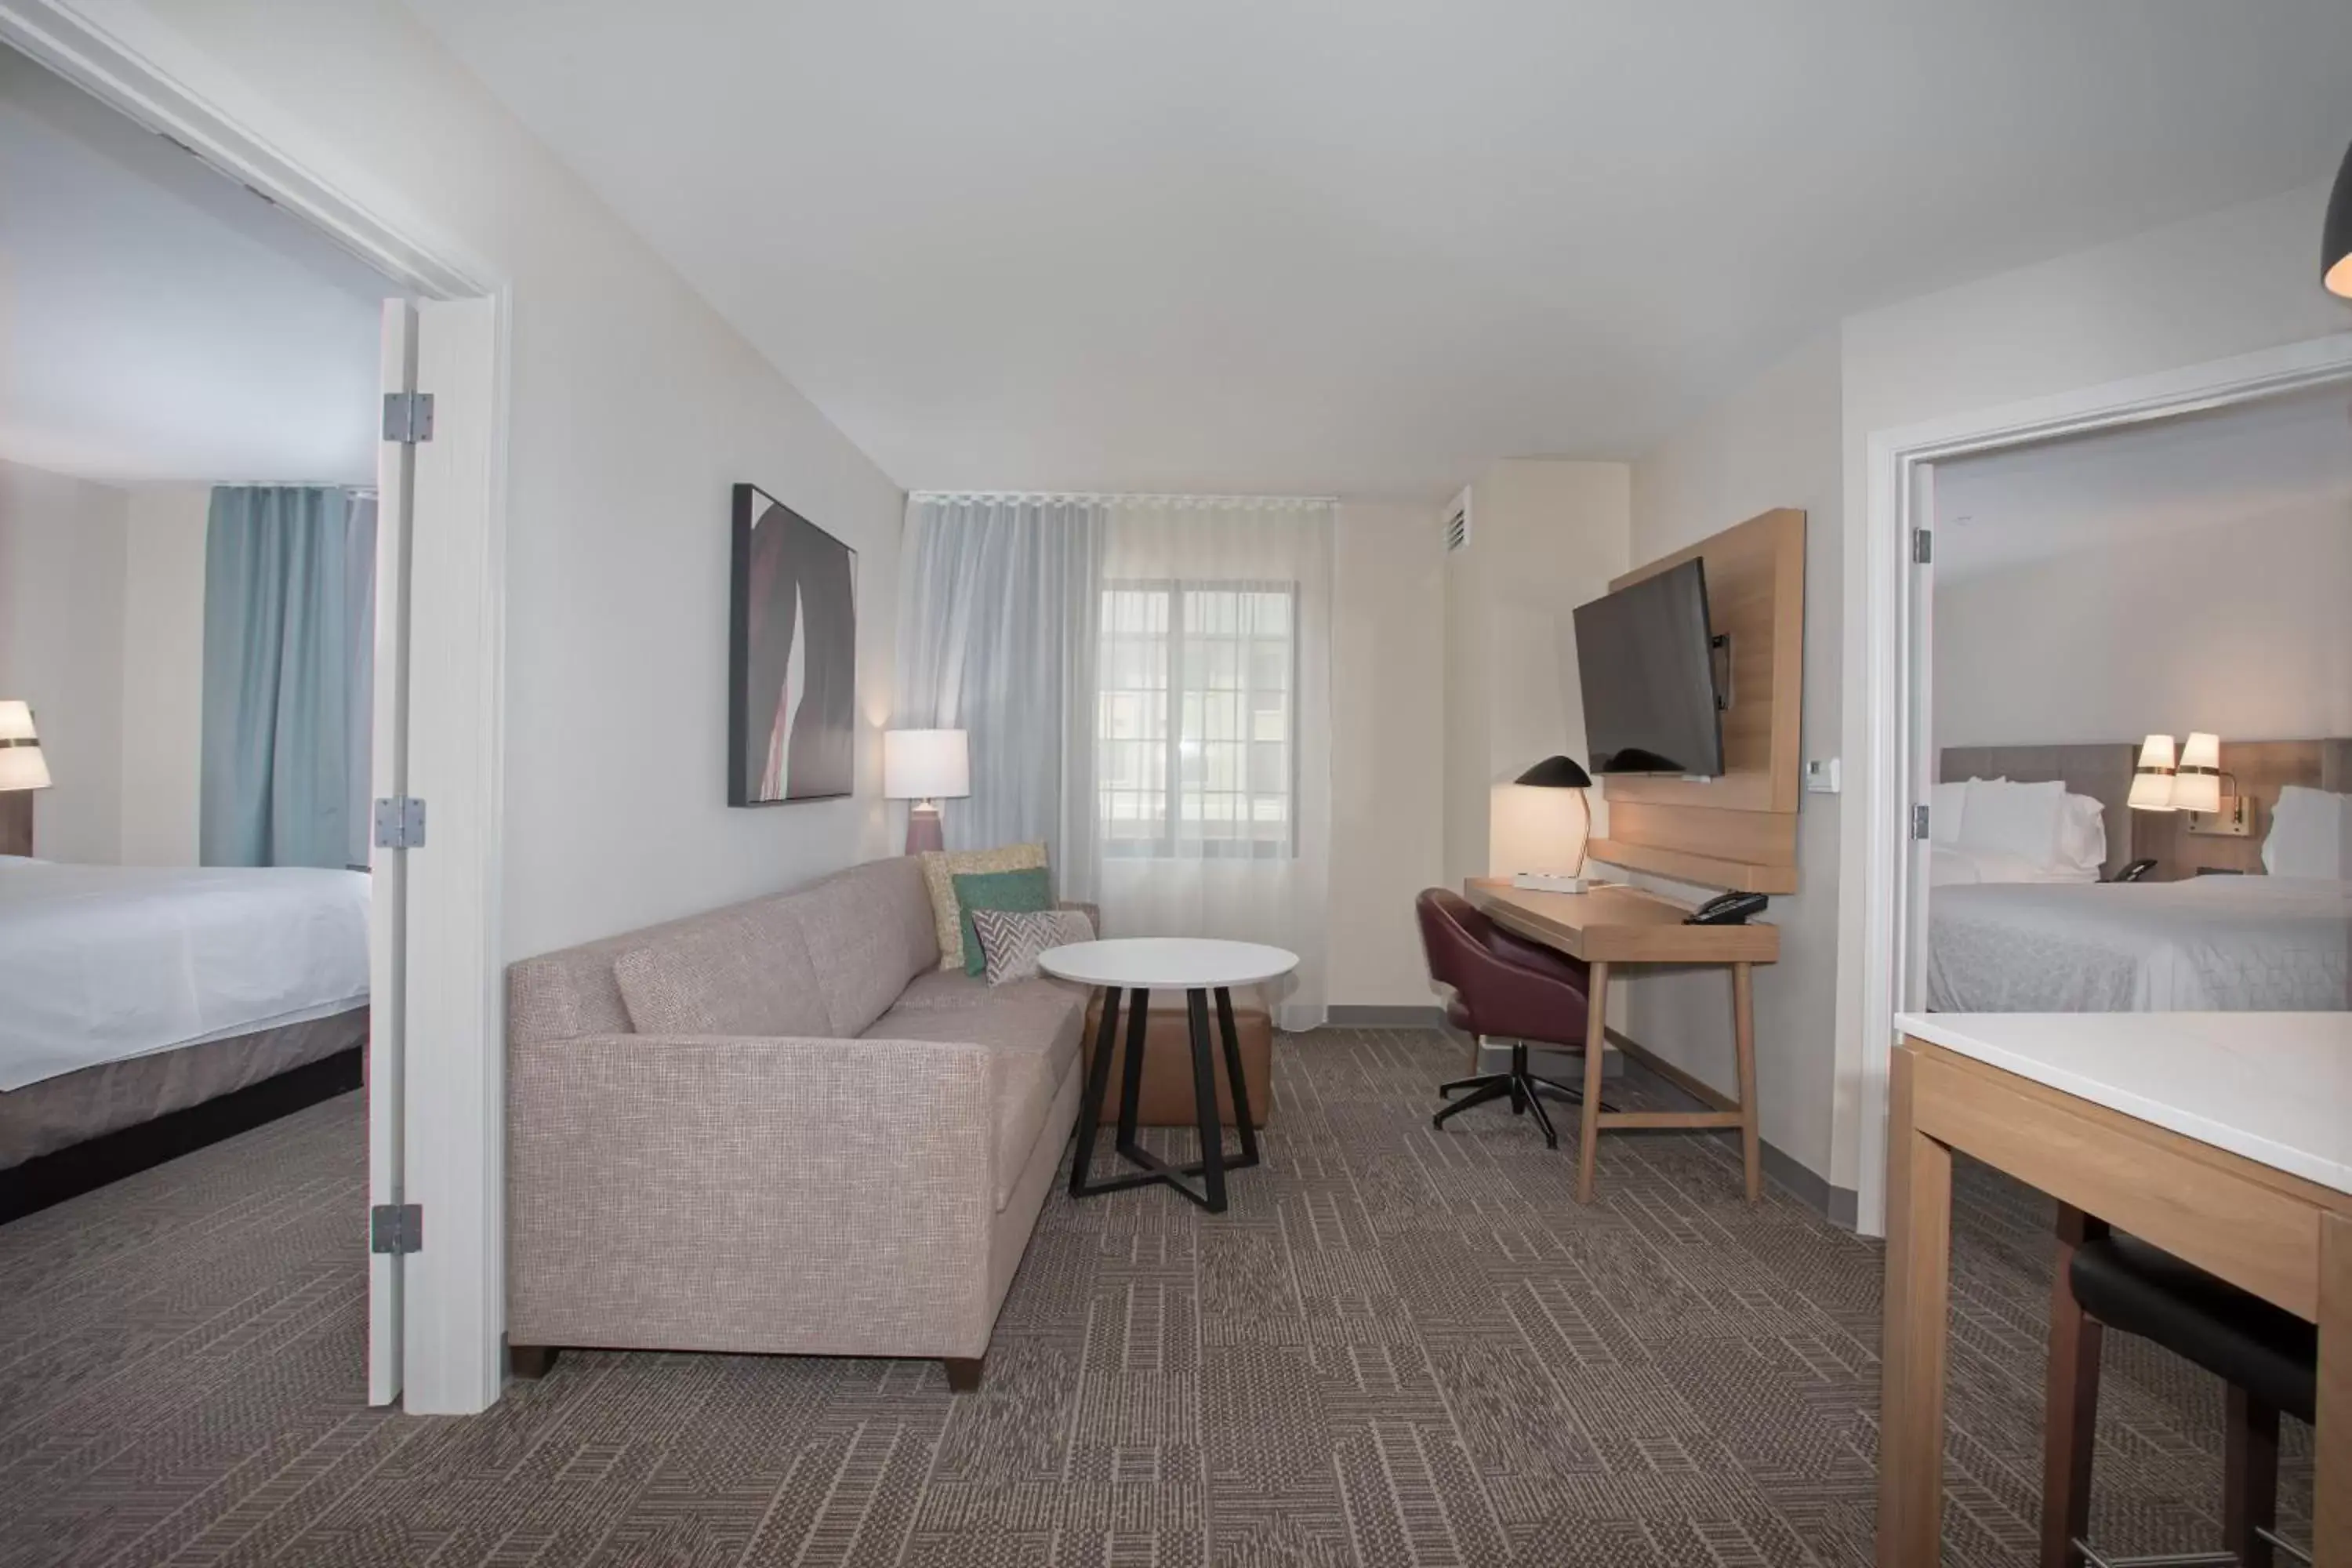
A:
[[507, 1033, 1003, 1357]]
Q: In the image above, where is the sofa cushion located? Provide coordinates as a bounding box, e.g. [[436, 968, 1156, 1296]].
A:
[[783, 857, 939, 1036], [866, 983, 1084, 1210], [611, 898, 829, 1038]]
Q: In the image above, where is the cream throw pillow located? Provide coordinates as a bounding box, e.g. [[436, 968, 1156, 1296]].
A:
[[920, 841, 1048, 971]]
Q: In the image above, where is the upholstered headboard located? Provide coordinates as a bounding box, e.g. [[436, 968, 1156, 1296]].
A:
[[1937, 743, 2136, 880]]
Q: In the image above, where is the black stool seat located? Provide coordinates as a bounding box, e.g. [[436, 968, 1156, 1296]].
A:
[[2070, 1234, 2317, 1423]]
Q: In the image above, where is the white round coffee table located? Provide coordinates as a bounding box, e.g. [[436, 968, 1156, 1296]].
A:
[[1040, 938, 1298, 1214]]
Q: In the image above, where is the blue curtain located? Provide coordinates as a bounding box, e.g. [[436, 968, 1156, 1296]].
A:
[[199, 486, 376, 869]]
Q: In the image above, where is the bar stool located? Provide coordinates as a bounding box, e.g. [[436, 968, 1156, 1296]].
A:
[[2042, 1205, 2318, 1568]]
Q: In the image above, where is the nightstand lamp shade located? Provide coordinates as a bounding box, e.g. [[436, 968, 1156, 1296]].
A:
[[1511, 753, 1595, 893], [2172, 731, 2222, 815], [884, 728, 969, 855], [2128, 734, 2176, 812], [0, 701, 50, 792]]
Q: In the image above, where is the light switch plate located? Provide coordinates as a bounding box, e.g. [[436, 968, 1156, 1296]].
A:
[[1804, 758, 1841, 794]]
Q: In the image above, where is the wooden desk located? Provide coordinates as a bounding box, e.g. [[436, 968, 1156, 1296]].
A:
[[1465, 878, 1780, 1203], [1879, 1012, 2351, 1567]]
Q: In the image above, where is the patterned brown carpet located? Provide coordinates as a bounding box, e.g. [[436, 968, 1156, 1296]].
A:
[[0, 1029, 2311, 1567]]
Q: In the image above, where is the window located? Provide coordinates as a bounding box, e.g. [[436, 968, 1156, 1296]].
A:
[[1096, 579, 1296, 858]]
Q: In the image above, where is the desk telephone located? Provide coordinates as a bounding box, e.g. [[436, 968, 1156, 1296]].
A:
[[1686, 891, 1769, 925]]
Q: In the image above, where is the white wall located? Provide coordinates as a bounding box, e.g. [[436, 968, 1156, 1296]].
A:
[[1935, 501, 2352, 750], [1442, 459, 1631, 888], [1627, 330, 1845, 1193], [0, 456, 127, 863], [140, 0, 906, 960], [1328, 501, 1446, 1007], [118, 483, 210, 865], [1832, 176, 2352, 1196]]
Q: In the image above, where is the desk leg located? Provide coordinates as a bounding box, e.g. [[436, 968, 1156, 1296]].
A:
[[2041, 1205, 2107, 1568], [1576, 960, 1610, 1203], [1731, 962, 1760, 1205], [2317, 1210, 2351, 1567], [1878, 1044, 1953, 1567]]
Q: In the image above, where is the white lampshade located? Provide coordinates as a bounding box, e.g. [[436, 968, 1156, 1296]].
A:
[[2128, 733, 2176, 812], [883, 728, 970, 801], [0, 700, 49, 792], [2172, 731, 2223, 814]]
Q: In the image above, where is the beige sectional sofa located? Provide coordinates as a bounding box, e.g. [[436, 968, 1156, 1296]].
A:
[[503, 855, 1084, 1391]]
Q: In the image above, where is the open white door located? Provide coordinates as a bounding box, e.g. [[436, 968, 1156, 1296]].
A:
[[368, 300, 417, 1406], [1900, 460, 1938, 1013], [369, 294, 504, 1413]]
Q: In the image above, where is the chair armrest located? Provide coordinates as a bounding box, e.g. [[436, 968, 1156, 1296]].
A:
[[507, 1033, 1002, 1356]]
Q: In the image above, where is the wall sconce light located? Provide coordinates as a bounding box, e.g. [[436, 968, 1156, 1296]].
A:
[[2127, 734, 2176, 812]]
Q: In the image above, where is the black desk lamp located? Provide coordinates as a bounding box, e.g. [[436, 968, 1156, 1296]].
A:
[[1511, 754, 1595, 894]]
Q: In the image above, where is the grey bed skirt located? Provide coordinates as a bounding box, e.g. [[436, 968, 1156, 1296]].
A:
[[0, 1007, 369, 1171]]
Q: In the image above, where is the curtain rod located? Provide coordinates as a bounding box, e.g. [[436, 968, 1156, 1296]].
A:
[[909, 490, 1338, 507]]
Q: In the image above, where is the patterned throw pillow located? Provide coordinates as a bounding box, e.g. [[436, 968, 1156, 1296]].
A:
[[950, 866, 1052, 976], [971, 908, 1096, 987], [919, 842, 1048, 971]]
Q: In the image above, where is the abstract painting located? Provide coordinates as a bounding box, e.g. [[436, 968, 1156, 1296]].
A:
[[728, 484, 856, 805]]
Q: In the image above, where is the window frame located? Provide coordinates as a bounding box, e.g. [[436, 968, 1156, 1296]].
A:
[[1096, 575, 1300, 862]]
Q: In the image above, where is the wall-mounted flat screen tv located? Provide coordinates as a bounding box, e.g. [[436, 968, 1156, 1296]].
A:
[[1571, 558, 1724, 776]]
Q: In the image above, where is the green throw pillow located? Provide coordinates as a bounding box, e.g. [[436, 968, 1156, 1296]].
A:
[[952, 866, 1053, 975]]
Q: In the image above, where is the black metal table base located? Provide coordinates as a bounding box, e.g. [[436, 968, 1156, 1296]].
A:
[[1069, 984, 1261, 1213]]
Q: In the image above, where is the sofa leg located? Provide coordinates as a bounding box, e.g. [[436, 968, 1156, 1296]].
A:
[[510, 1344, 560, 1381], [944, 1356, 984, 1393]]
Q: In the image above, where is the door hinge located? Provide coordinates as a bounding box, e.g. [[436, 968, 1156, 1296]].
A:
[[382, 390, 435, 444], [1911, 527, 1933, 565], [1911, 802, 1932, 840], [370, 1203, 423, 1254], [373, 796, 426, 849]]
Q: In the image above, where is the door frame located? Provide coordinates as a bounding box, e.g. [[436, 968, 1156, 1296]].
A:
[[1850, 328, 2352, 1236], [1, 1, 516, 1412]]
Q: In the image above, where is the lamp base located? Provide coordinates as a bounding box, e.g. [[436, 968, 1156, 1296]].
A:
[[905, 803, 945, 855], [1512, 871, 1587, 894]]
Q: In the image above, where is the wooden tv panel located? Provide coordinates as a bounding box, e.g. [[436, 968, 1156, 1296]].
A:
[[1585, 507, 1805, 894]]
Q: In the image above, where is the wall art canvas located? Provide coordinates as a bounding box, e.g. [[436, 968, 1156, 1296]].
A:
[[728, 483, 857, 805]]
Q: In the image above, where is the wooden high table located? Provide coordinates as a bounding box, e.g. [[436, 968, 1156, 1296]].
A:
[[1879, 1012, 2352, 1566], [1465, 878, 1779, 1203]]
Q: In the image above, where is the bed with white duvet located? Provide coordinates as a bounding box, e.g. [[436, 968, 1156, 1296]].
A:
[[0, 856, 370, 1092], [1926, 779, 2352, 1013]]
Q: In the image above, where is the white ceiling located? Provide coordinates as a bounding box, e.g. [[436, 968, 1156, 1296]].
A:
[[0, 47, 385, 486], [1934, 383, 2352, 582], [405, 0, 2352, 499]]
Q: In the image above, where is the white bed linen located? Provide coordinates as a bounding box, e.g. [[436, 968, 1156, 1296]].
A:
[[0, 857, 369, 1091], [1928, 874, 2352, 1013]]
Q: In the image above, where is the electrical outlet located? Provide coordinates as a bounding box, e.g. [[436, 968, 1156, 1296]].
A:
[[2185, 797, 2253, 837]]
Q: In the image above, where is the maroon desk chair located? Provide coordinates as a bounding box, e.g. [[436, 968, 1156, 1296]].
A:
[[1414, 887, 1604, 1150]]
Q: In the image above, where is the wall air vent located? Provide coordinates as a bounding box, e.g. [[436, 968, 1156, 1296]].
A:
[[1443, 488, 1472, 554]]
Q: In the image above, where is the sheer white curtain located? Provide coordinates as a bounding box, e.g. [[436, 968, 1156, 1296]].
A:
[[896, 494, 1333, 1027], [895, 495, 1099, 869]]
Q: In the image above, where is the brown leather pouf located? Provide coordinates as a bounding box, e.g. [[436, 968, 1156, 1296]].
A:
[[1080, 987, 1273, 1128]]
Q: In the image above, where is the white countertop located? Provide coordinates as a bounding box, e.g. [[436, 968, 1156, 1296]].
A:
[[1038, 937, 1299, 989], [1896, 1011, 2352, 1196]]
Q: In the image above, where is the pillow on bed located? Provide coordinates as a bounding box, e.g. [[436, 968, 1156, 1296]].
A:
[[1956, 778, 2067, 869], [1929, 782, 1968, 845], [2055, 793, 2108, 880], [2263, 785, 2350, 880]]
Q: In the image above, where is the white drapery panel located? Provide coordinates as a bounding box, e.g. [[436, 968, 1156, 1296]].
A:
[[895, 495, 1099, 871], [897, 495, 1333, 1027]]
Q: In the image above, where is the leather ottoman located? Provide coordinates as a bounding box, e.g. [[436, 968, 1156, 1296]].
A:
[[1081, 987, 1272, 1128]]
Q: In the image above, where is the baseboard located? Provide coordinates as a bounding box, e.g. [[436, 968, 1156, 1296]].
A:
[[0, 1047, 364, 1226], [1325, 1004, 1446, 1028]]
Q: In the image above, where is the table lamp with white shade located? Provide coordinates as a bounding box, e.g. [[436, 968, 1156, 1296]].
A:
[[884, 728, 968, 854], [0, 700, 52, 858]]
